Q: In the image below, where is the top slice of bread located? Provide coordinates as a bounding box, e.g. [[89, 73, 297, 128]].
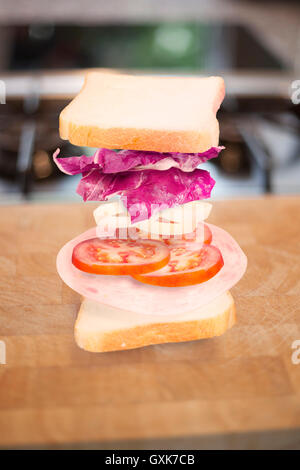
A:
[[59, 71, 225, 153]]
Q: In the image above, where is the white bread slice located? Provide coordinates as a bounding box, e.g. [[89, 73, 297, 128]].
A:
[[74, 291, 235, 352], [60, 71, 225, 153]]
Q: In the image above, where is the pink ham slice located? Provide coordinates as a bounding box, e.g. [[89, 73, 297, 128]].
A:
[[56, 224, 247, 316]]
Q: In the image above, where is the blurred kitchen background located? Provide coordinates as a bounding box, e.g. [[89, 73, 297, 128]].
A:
[[0, 0, 299, 203]]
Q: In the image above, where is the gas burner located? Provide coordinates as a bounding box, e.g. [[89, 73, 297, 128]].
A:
[[0, 94, 68, 193]]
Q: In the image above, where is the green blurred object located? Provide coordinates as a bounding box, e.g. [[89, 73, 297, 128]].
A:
[[83, 23, 207, 70], [9, 22, 284, 71]]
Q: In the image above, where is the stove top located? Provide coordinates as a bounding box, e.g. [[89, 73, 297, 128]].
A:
[[0, 22, 298, 202], [3, 22, 285, 73]]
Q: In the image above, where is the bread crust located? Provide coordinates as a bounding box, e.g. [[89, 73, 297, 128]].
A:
[[59, 119, 218, 153], [74, 292, 236, 353]]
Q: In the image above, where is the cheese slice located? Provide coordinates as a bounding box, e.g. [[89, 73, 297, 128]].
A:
[[94, 199, 130, 237], [133, 201, 212, 236], [94, 200, 212, 238]]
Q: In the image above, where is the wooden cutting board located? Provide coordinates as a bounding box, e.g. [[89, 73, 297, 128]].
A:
[[0, 196, 300, 449]]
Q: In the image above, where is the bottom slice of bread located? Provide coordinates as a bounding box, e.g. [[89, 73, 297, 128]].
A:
[[74, 291, 236, 352]]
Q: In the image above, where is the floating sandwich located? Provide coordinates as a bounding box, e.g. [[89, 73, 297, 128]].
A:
[[55, 71, 247, 353]]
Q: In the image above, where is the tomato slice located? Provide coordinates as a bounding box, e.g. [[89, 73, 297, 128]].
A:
[[132, 244, 224, 287], [164, 223, 212, 246], [72, 238, 170, 275], [133, 223, 212, 245]]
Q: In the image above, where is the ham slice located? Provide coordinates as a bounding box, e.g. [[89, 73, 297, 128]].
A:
[[56, 224, 247, 317]]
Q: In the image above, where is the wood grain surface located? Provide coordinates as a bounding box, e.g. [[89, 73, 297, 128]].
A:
[[0, 196, 300, 449]]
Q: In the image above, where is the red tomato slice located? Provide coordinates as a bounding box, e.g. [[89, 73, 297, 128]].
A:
[[132, 244, 224, 287], [132, 223, 213, 245], [164, 223, 212, 246], [72, 238, 170, 275]]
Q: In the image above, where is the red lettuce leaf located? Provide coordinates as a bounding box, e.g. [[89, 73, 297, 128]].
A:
[[53, 146, 223, 174], [77, 168, 215, 222]]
